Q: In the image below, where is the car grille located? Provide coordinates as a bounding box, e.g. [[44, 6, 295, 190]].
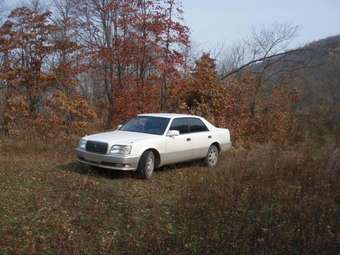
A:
[[85, 141, 108, 154]]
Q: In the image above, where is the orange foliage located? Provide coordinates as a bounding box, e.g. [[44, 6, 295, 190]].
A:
[[114, 85, 160, 125], [0, 5, 299, 146], [169, 53, 237, 126], [43, 91, 97, 136], [0, 7, 96, 137], [87, 0, 189, 127], [170, 53, 299, 145]]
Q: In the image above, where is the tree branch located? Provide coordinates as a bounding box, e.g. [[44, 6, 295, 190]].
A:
[[220, 48, 316, 80]]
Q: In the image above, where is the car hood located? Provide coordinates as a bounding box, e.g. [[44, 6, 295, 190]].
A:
[[83, 130, 159, 145]]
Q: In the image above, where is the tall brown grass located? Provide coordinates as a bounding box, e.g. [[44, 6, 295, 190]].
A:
[[0, 139, 339, 254], [124, 142, 340, 254]]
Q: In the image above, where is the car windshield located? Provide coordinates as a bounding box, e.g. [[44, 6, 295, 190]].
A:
[[119, 116, 170, 135]]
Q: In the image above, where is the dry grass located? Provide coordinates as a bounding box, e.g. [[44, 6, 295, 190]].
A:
[[0, 139, 339, 254]]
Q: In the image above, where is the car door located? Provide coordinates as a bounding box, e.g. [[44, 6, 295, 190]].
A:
[[188, 118, 211, 159], [164, 118, 193, 164]]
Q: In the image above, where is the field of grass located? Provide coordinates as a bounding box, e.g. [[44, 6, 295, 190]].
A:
[[0, 139, 339, 254]]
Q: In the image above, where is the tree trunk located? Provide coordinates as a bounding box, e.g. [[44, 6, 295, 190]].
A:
[[106, 99, 114, 129], [160, 1, 174, 112]]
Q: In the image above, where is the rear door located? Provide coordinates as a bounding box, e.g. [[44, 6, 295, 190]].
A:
[[164, 118, 193, 164], [188, 118, 211, 159]]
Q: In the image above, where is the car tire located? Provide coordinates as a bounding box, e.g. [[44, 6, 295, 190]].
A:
[[137, 150, 155, 179], [205, 145, 219, 168]]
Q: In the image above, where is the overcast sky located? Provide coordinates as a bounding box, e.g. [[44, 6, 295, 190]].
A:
[[182, 0, 340, 51], [4, 0, 340, 51]]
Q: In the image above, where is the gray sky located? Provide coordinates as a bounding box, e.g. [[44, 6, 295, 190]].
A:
[[4, 0, 340, 51], [182, 0, 340, 50]]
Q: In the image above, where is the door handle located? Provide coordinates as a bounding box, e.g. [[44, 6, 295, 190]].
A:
[[208, 135, 212, 139], [186, 138, 191, 141]]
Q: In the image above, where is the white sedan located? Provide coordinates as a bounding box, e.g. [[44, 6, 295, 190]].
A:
[[76, 113, 231, 179]]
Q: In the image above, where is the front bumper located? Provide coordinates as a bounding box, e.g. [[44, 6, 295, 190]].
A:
[[75, 148, 139, 171]]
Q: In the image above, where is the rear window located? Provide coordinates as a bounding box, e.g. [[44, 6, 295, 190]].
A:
[[188, 118, 209, 133], [170, 118, 189, 134]]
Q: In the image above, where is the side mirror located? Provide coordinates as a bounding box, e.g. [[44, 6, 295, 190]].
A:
[[167, 130, 180, 137], [117, 124, 122, 130]]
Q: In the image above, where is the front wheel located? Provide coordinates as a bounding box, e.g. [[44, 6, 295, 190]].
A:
[[137, 150, 155, 179], [205, 145, 219, 168]]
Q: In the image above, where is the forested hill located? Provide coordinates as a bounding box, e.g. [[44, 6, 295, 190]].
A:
[[260, 34, 340, 122], [308, 34, 340, 49]]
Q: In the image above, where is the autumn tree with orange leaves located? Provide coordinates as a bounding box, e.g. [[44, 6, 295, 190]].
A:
[[0, 7, 95, 137], [0, 1, 303, 145], [170, 53, 300, 144], [73, 0, 189, 127], [170, 53, 236, 126]]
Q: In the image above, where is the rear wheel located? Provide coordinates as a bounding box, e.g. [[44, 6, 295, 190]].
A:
[[205, 145, 219, 168], [137, 150, 155, 179]]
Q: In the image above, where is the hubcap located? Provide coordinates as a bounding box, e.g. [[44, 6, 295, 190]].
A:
[[145, 154, 154, 174], [208, 147, 218, 166]]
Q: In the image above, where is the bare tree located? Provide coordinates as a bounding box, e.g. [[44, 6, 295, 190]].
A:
[[64, 0, 116, 128], [18, 0, 48, 12], [51, 0, 82, 94], [160, 0, 174, 111], [0, 0, 5, 23], [218, 23, 300, 116], [219, 23, 299, 79], [218, 43, 246, 77], [246, 23, 298, 59]]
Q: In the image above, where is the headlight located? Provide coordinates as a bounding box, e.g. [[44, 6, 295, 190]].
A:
[[79, 139, 87, 149], [110, 145, 132, 155]]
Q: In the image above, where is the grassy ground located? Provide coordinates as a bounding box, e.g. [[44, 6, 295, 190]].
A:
[[0, 139, 339, 254]]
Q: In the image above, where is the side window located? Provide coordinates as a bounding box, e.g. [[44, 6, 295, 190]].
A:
[[189, 118, 209, 133], [170, 118, 189, 134]]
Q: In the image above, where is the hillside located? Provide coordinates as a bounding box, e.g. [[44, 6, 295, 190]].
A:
[[261, 35, 340, 118]]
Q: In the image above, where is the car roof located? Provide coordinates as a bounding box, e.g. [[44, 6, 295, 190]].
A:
[[138, 113, 201, 119]]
